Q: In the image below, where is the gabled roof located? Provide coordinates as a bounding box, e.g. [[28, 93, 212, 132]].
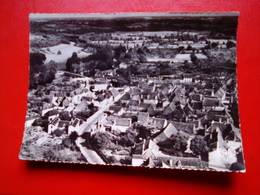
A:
[[132, 94, 141, 101], [190, 93, 202, 101], [203, 97, 220, 107], [183, 104, 194, 115], [109, 106, 122, 112], [157, 92, 167, 100], [143, 140, 159, 160], [147, 92, 157, 100], [45, 109, 60, 117], [138, 112, 149, 121], [85, 91, 94, 98], [206, 122, 241, 141], [110, 88, 120, 98], [96, 94, 105, 102], [142, 85, 154, 93], [133, 142, 143, 155], [58, 120, 70, 128], [131, 87, 142, 95], [74, 100, 88, 112], [161, 102, 176, 115], [215, 86, 226, 98], [121, 92, 131, 100], [129, 100, 139, 106], [170, 121, 194, 135], [151, 118, 167, 130], [115, 118, 132, 127], [138, 103, 150, 110], [74, 88, 83, 95], [121, 112, 137, 118], [51, 117, 59, 126], [206, 122, 228, 134], [71, 118, 80, 127], [163, 123, 178, 138], [191, 101, 203, 110], [206, 109, 227, 120]]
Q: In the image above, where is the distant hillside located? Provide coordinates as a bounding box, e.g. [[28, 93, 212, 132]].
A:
[[30, 15, 238, 39]]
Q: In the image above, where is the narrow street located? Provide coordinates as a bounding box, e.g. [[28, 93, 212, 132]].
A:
[[75, 86, 130, 164], [77, 86, 130, 135], [75, 137, 105, 165]]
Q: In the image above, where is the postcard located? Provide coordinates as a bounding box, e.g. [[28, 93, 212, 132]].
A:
[[19, 13, 245, 172]]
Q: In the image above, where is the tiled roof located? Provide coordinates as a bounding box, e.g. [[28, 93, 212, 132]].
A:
[[71, 119, 80, 127], [109, 106, 122, 112], [129, 100, 139, 106], [51, 117, 59, 126], [131, 87, 142, 95], [203, 97, 220, 107], [58, 120, 70, 128], [115, 118, 132, 127], [133, 142, 143, 155], [46, 109, 60, 117], [138, 103, 150, 110], [74, 100, 88, 112], [170, 121, 194, 135], [110, 88, 120, 98], [121, 93, 131, 100], [151, 118, 167, 129], [190, 94, 202, 101]]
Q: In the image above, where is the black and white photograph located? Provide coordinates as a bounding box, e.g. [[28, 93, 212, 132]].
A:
[[19, 13, 245, 172]]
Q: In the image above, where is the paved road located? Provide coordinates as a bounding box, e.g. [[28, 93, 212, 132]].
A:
[[77, 86, 130, 135], [75, 86, 130, 165], [76, 137, 105, 165]]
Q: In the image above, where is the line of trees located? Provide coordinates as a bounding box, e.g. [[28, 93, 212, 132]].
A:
[[29, 53, 57, 89]]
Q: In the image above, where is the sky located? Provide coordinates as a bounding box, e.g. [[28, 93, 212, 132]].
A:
[[30, 12, 239, 20]]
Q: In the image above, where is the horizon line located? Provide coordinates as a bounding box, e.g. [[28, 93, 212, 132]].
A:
[[30, 12, 239, 20]]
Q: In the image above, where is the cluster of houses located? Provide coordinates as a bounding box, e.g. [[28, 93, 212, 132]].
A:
[[91, 72, 242, 170], [27, 71, 127, 134], [27, 62, 242, 171]]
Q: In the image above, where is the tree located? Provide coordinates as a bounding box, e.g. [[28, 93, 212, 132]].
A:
[[171, 133, 188, 152], [29, 53, 57, 89], [48, 60, 57, 69], [118, 130, 137, 147], [226, 41, 236, 49], [66, 52, 80, 72], [229, 162, 245, 171], [186, 45, 193, 50], [30, 53, 46, 66], [114, 45, 126, 58], [139, 54, 147, 62], [91, 131, 115, 149], [211, 42, 218, 48], [132, 123, 151, 141], [59, 111, 71, 121], [82, 46, 113, 71], [75, 110, 91, 121], [69, 131, 79, 144], [177, 46, 185, 53], [190, 53, 198, 65], [190, 135, 209, 155]]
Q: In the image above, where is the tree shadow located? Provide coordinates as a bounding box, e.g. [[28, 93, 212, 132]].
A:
[[27, 160, 233, 188]]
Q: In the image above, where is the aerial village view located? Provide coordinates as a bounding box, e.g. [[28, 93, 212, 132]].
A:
[[19, 13, 245, 172]]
